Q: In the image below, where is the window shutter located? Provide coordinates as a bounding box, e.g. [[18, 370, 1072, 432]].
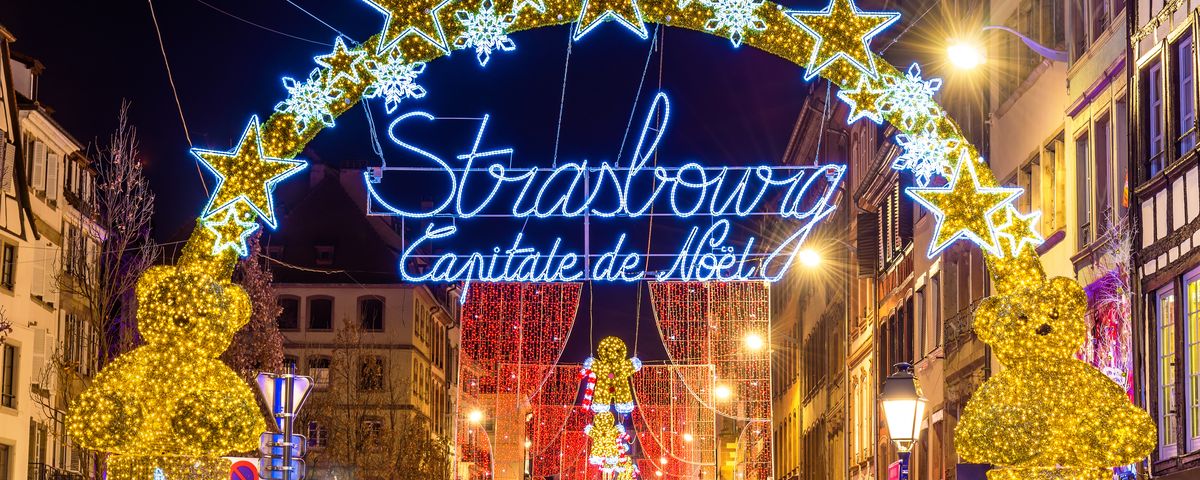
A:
[[45, 153, 59, 201], [32, 141, 46, 193], [32, 328, 46, 386], [2, 141, 14, 193], [30, 245, 45, 299], [899, 181, 914, 244], [856, 212, 879, 277]]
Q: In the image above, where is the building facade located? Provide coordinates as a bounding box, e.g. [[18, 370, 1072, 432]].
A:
[[264, 165, 460, 479]]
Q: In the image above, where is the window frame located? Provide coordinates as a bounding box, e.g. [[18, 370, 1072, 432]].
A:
[[1074, 130, 1092, 247], [307, 296, 334, 331], [1175, 33, 1197, 157], [1, 344, 15, 409], [1146, 59, 1167, 180], [277, 295, 301, 331], [1187, 268, 1200, 451], [0, 243, 14, 291], [358, 296, 386, 332], [1159, 285, 1180, 458]]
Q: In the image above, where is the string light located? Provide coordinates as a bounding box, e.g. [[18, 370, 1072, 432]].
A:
[[906, 150, 1022, 258], [892, 121, 963, 187], [699, 0, 768, 48], [453, 0, 518, 66], [275, 68, 341, 134], [314, 36, 369, 86], [994, 204, 1045, 257], [836, 75, 886, 124], [362, 48, 428, 114], [202, 204, 260, 257], [878, 63, 943, 130], [363, 0, 453, 54], [784, 0, 900, 82]]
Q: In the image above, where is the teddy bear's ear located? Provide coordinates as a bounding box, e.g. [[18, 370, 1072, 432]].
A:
[[972, 296, 1006, 344], [1046, 276, 1087, 307], [222, 283, 253, 331]]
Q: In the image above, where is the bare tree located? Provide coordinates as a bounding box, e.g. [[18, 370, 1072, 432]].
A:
[[0, 307, 10, 343], [221, 234, 284, 379], [300, 321, 451, 480], [56, 101, 158, 365]]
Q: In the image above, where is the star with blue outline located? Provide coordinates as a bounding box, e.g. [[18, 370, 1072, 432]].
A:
[[192, 116, 308, 229], [574, 0, 649, 41], [203, 204, 261, 257], [836, 75, 885, 124], [906, 150, 1022, 258], [363, 0, 453, 54], [785, 0, 900, 81], [316, 36, 368, 85], [510, 0, 546, 13], [994, 203, 1044, 257]]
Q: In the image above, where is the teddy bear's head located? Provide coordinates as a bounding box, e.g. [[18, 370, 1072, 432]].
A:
[[973, 276, 1087, 364], [597, 337, 628, 362], [134, 263, 251, 357]]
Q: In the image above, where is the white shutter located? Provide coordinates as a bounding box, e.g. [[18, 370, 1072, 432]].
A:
[[32, 328, 46, 386], [30, 245, 45, 299], [46, 152, 59, 201], [32, 141, 46, 193], [2, 141, 14, 193]]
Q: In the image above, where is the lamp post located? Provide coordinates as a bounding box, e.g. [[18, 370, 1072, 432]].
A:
[[880, 363, 927, 480]]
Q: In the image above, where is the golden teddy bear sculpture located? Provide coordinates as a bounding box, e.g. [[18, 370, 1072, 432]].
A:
[[67, 223, 266, 479], [955, 270, 1155, 480]]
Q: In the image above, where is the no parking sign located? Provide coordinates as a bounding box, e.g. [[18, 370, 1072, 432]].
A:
[[229, 459, 259, 480]]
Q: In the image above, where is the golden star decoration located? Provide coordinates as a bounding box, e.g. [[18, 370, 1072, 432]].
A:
[[994, 204, 1044, 257], [364, 0, 453, 54], [511, 0, 547, 13], [575, 0, 649, 41], [785, 0, 900, 83], [315, 36, 369, 85], [192, 116, 308, 228], [906, 151, 1021, 258], [836, 75, 886, 124], [203, 205, 261, 257]]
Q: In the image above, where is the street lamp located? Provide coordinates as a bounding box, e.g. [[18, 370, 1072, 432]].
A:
[[714, 384, 733, 401], [743, 332, 765, 352], [468, 409, 485, 425], [947, 25, 1069, 72], [880, 363, 926, 480], [797, 248, 822, 268], [947, 42, 985, 70]]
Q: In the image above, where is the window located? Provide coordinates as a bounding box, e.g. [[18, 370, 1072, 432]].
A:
[[931, 274, 943, 348], [278, 296, 299, 331], [1094, 116, 1111, 234], [1042, 133, 1068, 234], [359, 297, 385, 332], [1075, 132, 1091, 247], [1, 344, 15, 408], [361, 418, 383, 446], [1189, 271, 1200, 450], [1147, 61, 1166, 178], [308, 297, 333, 331], [307, 421, 328, 448], [308, 357, 331, 389], [1177, 35, 1197, 156], [315, 246, 335, 266], [1018, 156, 1041, 214], [915, 288, 926, 357], [1159, 287, 1179, 457], [1115, 97, 1129, 218], [0, 244, 13, 291], [0, 443, 9, 480], [359, 356, 384, 391]]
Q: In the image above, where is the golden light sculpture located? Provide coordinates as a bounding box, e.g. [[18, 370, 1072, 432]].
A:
[[66, 221, 266, 479], [585, 411, 626, 473], [584, 336, 642, 414], [66, 0, 1156, 476]]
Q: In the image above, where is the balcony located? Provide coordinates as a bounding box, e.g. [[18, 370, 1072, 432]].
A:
[[27, 463, 85, 480]]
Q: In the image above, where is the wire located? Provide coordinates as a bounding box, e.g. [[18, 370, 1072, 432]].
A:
[[191, 0, 332, 46], [281, 0, 353, 41], [146, 0, 208, 196], [550, 25, 575, 167]]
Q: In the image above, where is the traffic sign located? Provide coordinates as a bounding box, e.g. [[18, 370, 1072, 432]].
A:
[[259, 457, 306, 480], [256, 373, 313, 419], [230, 460, 259, 480]]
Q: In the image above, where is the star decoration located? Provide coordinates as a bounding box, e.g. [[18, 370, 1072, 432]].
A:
[[315, 37, 368, 85], [575, 0, 649, 41], [454, 0, 518, 66], [906, 150, 1022, 258], [700, 0, 768, 48], [836, 75, 885, 124], [994, 204, 1044, 257], [192, 116, 308, 228], [510, 0, 546, 13], [203, 205, 261, 257], [785, 0, 900, 81], [364, 0, 453, 54]]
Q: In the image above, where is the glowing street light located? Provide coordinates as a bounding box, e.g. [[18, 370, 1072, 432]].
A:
[[468, 409, 485, 424], [682, 433, 694, 443], [797, 248, 821, 268], [744, 332, 765, 352], [714, 385, 733, 401], [947, 42, 985, 70]]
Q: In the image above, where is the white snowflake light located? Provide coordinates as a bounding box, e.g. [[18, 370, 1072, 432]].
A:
[[363, 49, 428, 114], [275, 68, 340, 134], [879, 63, 942, 130], [454, 0, 518, 66], [700, 0, 768, 47], [892, 123, 962, 187]]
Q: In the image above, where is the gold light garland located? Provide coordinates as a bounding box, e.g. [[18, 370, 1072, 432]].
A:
[[65, 0, 1156, 477]]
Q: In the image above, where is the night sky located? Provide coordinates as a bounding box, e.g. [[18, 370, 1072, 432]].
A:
[[3, 0, 930, 361]]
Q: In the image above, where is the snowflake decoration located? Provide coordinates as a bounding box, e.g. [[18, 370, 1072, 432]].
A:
[[453, 0, 518, 67], [700, 0, 768, 47], [892, 123, 963, 187], [275, 68, 341, 134], [363, 49, 428, 114], [879, 63, 943, 130]]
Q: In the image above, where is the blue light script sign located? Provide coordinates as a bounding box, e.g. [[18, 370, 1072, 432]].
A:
[[365, 92, 845, 297]]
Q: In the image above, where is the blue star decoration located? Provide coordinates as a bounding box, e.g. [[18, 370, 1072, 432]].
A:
[[906, 150, 1022, 258], [204, 205, 261, 257], [994, 204, 1044, 257], [191, 116, 308, 229], [575, 0, 649, 41], [315, 36, 368, 85], [511, 0, 546, 14], [364, 0, 453, 54], [836, 75, 885, 124], [785, 0, 900, 82]]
